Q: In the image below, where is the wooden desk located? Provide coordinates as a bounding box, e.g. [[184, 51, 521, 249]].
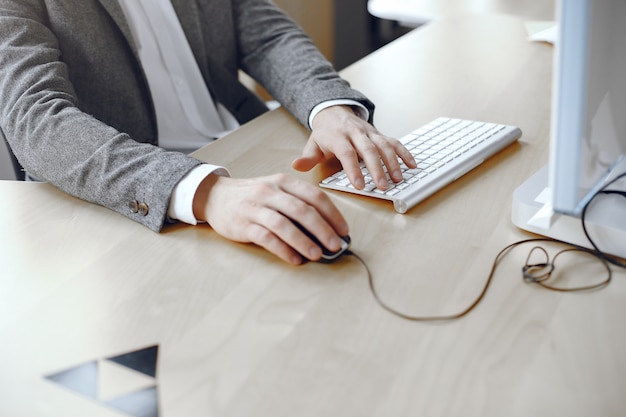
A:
[[368, 0, 555, 26], [1, 15, 625, 417]]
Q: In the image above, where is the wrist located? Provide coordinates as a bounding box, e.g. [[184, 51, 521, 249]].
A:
[[192, 173, 221, 223], [309, 101, 369, 129], [311, 105, 356, 130]]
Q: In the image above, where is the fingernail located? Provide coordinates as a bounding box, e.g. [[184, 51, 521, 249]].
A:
[[309, 246, 322, 260], [329, 236, 342, 250], [354, 178, 365, 189], [291, 254, 304, 265]]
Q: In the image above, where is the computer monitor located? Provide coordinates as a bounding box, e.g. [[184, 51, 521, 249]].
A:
[[512, 0, 626, 258]]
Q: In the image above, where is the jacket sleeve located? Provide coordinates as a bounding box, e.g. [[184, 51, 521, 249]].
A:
[[0, 0, 202, 231], [231, 0, 376, 126]]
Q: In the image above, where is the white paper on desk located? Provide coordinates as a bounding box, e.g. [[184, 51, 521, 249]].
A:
[[526, 21, 558, 45]]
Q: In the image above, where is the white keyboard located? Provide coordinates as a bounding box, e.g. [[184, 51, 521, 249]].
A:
[[320, 117, 522, 213]]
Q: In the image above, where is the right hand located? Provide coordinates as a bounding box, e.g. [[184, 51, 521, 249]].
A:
[[192, 173, 349, 265], [292, 105, 417, 190]]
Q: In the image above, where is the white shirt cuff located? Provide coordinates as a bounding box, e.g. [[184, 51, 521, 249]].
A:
[[308, 99, 369, 129], [168, 164, 231, 225]]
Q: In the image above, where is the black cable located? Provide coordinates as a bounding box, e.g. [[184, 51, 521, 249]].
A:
[[580, 171, 626, 269], [348, 170, 626, 322], [349, 238, 612, 321]]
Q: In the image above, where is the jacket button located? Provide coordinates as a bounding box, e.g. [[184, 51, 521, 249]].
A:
[[129, 200, 139, 213], [138, 203, 150, 216]]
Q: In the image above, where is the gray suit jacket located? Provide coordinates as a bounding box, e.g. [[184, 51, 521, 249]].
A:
[[0, 0, 374, 230]]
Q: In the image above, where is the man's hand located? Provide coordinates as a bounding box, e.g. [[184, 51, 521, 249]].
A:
[[192, 173, 349, 265], [292, 105, 416, 190]]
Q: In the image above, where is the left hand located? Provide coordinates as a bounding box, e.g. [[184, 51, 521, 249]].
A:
[[291, 105, 416, 190]]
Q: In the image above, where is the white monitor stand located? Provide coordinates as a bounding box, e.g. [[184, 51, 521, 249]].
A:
[[512, 164, 626, 259]]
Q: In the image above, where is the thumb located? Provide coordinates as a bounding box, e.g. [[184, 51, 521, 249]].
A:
[[292, 140, 324, 172]]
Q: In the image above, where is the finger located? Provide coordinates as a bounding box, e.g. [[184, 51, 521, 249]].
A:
[[350, 133, 390, 190], [393, 139, 417, 169], [283, 206, 344, 255], [376, 139, 405, 183], [254, 208, 329, 263], [332, 142, 366, 189], [363, 134, 417, 186], [292, 140, 323, 172], [279, 176, 349, 234], [246, 221, 306, 265], [291, 155, 317, 172], [374, 146, 402, 184], [280, 218, 327, 261]]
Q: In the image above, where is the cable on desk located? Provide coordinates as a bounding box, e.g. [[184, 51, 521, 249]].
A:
[[347, 171, 626, 322]]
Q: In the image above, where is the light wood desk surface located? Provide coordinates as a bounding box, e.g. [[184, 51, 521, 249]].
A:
[[1, 15, 625, 417], [368, 0, 555, 26]]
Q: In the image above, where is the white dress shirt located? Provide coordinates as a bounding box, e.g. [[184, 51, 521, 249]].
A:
[[118, 0, 367, 225]]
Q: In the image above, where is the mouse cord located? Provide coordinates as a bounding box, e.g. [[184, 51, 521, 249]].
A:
[[346, 171, 626, 322]]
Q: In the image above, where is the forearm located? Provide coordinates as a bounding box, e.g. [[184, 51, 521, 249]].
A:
[[0, 1, 201, 231], [232, 0, 375, 127]]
